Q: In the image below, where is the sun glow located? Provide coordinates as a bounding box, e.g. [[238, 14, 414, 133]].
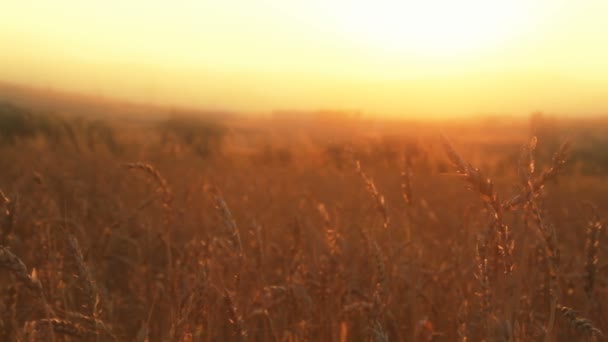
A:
[[322, 0, 535, 58], [2, 0, 608, 116]]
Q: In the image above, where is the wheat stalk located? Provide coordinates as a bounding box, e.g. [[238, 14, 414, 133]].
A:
[[441, 134, 513, 274], [0, 190, 16, 246], [62, 227, 100, 317], [0, 246, 42, 292], [24, 318, 95, 341], [557, 304, 604, 340], [504, 140, 571, 210], [355, 160, 390, 229], [582, 204, 603, 300], [223, 289, 247, 341], [209, 187, 244, 258]]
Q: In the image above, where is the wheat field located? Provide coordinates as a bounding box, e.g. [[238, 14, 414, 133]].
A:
[[0, 101, 607, 341]]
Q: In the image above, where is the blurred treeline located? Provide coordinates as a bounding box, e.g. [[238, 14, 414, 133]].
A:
[[0, 102, 226, 160], [1, 100, 608, 175]]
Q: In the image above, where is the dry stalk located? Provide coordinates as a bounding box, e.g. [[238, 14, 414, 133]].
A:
[[223, 289, 247, 341], [0, 247, 56, 340], [504, 140, 571, 210], [400, 155, 414, 242], [530, 200, 560, 342], [371, 240, 386, 297], [360, 231, 389, 341], [0, 190, 16, 246], [518, 137, 538, 196], [557, 304, 604, 340], [519, 136, 561, 340], [124, 162, 173, 207], [318, 203, 340, 258], [400, 156, 413, 206], [62, 227, 100, 317], [584, 205, 603, 298], [0, 246, 42, 292], [457, 299, 469, 342], [62, 311, 115, 339], [369, 318, 388, 342], [124, 162, 175, 307], [355, 160, 390, 229], [24, 318, 95, 341], [209, 187, 244, 258], [0, 190, 8, 206], [440, 134, 513, 273], [475, 234, 492, 334]]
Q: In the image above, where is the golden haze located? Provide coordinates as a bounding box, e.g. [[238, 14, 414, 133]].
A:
[[1, 0, 608, 117]]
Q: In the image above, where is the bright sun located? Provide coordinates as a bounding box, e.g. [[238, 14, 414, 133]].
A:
[[322, 0, 533, 58]]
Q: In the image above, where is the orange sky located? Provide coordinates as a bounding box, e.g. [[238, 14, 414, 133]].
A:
[[1, 1, 608, 117]]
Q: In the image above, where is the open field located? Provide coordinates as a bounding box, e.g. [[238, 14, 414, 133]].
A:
[[0, 90, 607, 341]]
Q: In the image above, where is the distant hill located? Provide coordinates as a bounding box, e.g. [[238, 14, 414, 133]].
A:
[[0, 81, 234, 122]]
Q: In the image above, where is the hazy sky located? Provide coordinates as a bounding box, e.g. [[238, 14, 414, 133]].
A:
[[1, 0, 608, 117]]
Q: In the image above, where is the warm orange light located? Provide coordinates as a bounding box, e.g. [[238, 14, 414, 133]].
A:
[[1, 1, 608, 117]]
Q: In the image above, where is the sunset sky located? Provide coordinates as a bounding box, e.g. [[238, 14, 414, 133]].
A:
[[1, 0, 608, 117]]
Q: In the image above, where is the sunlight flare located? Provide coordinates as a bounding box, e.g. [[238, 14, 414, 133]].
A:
[[323, 0, 535, 58]]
